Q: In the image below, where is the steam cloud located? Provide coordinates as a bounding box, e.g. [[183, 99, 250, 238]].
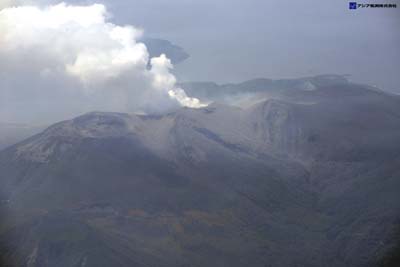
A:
[[0, 2, 205, 123]]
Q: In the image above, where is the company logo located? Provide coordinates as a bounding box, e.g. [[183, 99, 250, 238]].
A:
[[349, 2, 358, 9], [349, 2, 397, 9]]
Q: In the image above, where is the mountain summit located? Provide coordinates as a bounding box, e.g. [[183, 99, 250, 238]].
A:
[[1, 78, 400, 267]]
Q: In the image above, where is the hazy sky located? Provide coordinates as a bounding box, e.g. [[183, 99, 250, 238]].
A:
[[0, 0, 399, 124], [89, 0, 400, 93], [4, 0, 399, 92]]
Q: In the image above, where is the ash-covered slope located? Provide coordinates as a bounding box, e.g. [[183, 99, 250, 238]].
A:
[[1, 79, 400, 267], [0, 109, 316, 267], [180, 75, 400, 108], [0, 123, 44, 151]]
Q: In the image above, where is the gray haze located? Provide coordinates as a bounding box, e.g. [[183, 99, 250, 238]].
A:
[[0, 0, 399, 125], [41, 0, 400, 92]]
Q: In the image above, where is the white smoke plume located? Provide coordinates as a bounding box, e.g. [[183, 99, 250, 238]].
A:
[[0, 2, 205, 123]]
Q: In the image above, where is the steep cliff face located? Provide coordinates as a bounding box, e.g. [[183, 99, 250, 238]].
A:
[[245, 99, 304, 156]]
